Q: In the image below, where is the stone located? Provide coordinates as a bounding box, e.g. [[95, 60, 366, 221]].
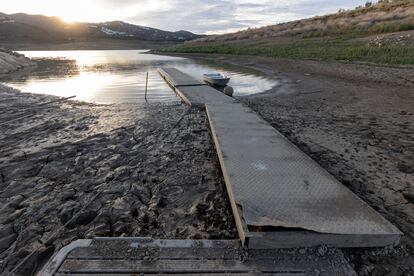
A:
[[223, 86, 234, 97]]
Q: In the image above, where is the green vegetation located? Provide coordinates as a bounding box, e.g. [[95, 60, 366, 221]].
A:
[[165, 41, 414, 66]]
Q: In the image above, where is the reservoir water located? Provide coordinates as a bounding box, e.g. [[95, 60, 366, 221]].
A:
[[5, 50, 277, 104]]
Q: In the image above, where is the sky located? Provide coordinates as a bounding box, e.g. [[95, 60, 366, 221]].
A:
[[0, 0, 371, 34]]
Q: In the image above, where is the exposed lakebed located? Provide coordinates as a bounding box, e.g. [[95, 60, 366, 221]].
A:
[[0, 84, 237, 275], [3, 50, 277, 104]]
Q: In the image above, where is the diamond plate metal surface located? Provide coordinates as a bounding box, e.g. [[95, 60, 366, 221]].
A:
[[179, 86, 236, 105], [159, 68, 205, 86], [158, 68, 402, 240], [207, 103, 401, 235]]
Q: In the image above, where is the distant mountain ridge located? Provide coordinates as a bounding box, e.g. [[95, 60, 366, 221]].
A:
[[0, 12, 203, 45]]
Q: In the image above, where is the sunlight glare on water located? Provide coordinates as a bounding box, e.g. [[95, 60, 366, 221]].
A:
[[7, 50, 277, 104]]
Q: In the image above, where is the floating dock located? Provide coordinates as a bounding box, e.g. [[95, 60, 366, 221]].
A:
[[39, 68, 401, 275], [40, 238, 357, 275], [158, 67, 401, 248]]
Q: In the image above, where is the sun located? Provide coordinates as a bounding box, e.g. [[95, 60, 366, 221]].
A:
[[2, 0, 170, 25], [50, 2, 106, 23]]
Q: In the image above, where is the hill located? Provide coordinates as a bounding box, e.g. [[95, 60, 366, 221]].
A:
[[0, 13, 204, 50], [164, 0, 414, 66]]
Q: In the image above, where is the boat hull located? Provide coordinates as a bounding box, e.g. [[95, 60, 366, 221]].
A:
[[203, 76, 230, 87]]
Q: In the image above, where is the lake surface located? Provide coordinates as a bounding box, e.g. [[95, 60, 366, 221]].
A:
[[6, 50, 277, 104]]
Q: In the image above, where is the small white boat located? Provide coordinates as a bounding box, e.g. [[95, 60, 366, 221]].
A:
[[203, 73, 230, 87]]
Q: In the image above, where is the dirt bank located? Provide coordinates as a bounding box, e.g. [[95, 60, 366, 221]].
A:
[[0, 49, 35, 75], [173, 53, 414, 275], [0, 84, 236, 275]]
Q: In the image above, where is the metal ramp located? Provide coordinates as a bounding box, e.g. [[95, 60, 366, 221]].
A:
[[39, 238, 357, 275], [158, 68, 402, 249]]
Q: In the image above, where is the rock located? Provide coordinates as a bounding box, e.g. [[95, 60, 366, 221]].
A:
[[67, 210, 97, 229], [223, 86, 234, 97], [0, 233, 17, 254]]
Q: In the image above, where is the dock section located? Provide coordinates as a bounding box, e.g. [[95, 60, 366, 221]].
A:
[[41, 238, 357, 275], [159, 67, 402, 249]]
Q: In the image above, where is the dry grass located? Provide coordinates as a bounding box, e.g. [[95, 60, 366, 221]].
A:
[[166, 0, 414, 66], [192, 0, 414, 43]]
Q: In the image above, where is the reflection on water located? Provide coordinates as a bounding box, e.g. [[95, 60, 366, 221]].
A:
[[5, 50, 277, 104]]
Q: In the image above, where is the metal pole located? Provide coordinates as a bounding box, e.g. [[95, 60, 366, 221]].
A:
[[145, 72, 149, 102]]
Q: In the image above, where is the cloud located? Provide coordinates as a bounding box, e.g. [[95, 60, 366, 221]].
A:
[[1, 0, 371, 34], [121, 0, 370, 34]]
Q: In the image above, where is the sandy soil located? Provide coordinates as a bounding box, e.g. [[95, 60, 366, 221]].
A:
[[0, 84, 236, 275], [173, 53, 414, 275]]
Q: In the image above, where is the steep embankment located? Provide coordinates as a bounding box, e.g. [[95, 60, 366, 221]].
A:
[[166, 0, 414, 66], [0, 49, 35, 74]]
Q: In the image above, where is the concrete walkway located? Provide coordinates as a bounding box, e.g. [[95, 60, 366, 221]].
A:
[[159, 67, 402, 249]]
